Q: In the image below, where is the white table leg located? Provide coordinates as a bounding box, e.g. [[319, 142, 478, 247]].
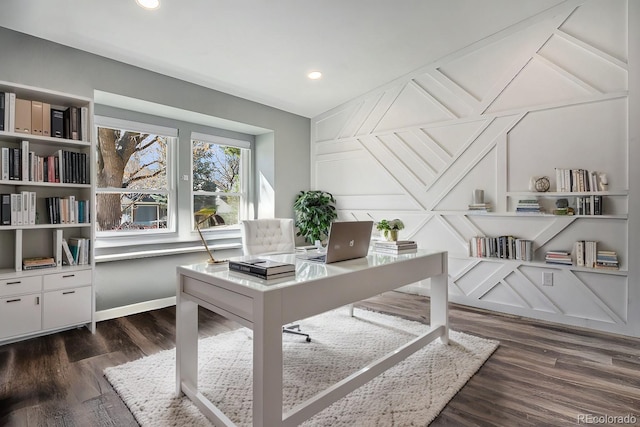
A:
[[253, 292, 284, 427], [430, 271, 449, 344], [176, 278, 199, 396]]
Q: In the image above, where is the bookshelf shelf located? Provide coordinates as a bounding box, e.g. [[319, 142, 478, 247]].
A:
[[452, 254, 628, 276], [507, 190, 628, 197], [433, 210, 626, 219], [0, 80, 95, 345]]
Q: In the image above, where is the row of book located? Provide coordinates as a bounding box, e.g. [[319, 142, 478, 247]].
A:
[[1, 192, 36, 225], [1, 143, 88, 184], [0, 192, 90, 226], [0, 92, 89, 141], [554, 168, 604, 193], [470, 235, 533, 261], [372, 240, 417, 254], [575, 195, 603, 216], [545, 242, 619, 270], [22, 232, 90, 270], [228, 258, 295, 280], [45, 196, 91, 225]]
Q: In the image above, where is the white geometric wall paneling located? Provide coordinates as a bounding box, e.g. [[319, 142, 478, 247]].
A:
[[310, 0, 630, 336]]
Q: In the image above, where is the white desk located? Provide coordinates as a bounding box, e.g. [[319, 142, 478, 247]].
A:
[[176, 249, 448, 427]]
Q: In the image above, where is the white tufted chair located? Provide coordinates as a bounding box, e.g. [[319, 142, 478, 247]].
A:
[[240, 218, 296, 256], [240, 218, 310, 341]]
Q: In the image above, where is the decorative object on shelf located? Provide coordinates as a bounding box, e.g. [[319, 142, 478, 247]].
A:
[[472, 189, 484, 205], [533, 176, 551, 193], [194, 207, 227, 264], [599, 173, 608, 191], [376, 218, 404, 241], [553, 198, 571, 215], [468, 189, 491, 212], [293, 190, 338, 244]]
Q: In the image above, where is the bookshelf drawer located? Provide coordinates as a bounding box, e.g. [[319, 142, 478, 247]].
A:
[[0, 275, 42, 297], [43, 269, 92, 291], [0, 293, 41, 340], [43, 285, 91, 330]]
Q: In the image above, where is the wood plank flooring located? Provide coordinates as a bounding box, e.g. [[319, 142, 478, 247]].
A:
[[1, 291, 639, 426]]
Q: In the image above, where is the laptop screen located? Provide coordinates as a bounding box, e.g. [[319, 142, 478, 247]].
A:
[[323, 220, 373, 263]]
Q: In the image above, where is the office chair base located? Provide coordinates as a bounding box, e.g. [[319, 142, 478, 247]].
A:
[[283, 324, 311, 342]]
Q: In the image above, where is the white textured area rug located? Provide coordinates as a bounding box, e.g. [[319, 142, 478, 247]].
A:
[[104, 309, 498, 426]]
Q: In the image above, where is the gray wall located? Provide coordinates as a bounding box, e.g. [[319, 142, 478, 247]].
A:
[[0, 27, 310, 312]]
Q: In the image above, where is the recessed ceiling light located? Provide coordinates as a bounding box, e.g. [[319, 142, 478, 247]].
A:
[[308, 71, 322, 80], [136, 0, 160, 10]]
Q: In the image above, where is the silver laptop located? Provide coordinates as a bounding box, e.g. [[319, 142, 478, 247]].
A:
[[298, 221, 373, 263]]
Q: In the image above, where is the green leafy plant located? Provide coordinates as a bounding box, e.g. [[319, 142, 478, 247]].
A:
[[293, 190, 338, 244], [376, 219, 404, 240]]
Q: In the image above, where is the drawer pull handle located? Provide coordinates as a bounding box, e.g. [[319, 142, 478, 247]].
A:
[[7, 298, 21, 303], [63, 291, 76, 295], [6, 281, 22, 285], [62, 274, 76, 279]]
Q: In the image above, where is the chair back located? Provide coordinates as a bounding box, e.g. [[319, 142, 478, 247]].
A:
[[240, 218, 296, 255]]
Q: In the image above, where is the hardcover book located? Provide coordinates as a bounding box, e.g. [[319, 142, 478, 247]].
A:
[[228, 258, 295, 279]]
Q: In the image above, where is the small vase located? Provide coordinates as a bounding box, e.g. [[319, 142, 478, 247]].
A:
[[386, 230, 398, 241]]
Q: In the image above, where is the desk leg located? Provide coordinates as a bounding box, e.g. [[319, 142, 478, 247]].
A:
[[176, 277, 199, 396], [253, 292, 283, 427], [430, 272, 449, 344]]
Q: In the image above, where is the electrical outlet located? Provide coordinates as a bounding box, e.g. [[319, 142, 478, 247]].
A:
[[542, 271, 553, 286]]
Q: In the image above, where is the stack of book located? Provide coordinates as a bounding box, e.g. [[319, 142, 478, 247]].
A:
[[516, 199, 542, 214], [545, 250, 572, 265], [228, 258, 296, 280], [23, 256, 57, 270], [373, 240, 417, 255], [595, 250, 619, 270], [468, 203, 491, 213]]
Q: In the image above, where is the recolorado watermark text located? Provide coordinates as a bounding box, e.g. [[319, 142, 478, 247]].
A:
[[577, 414, 638, 424]]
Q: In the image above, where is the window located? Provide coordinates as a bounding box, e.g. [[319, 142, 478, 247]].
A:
[[95, 117, 177, 235], [191, 132, 250, 230]]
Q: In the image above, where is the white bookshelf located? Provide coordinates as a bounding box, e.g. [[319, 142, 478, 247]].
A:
[[0, 81, 95, 344]]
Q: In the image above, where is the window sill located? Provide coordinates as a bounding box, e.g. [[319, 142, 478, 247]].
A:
[[95, 242, 242, 263]]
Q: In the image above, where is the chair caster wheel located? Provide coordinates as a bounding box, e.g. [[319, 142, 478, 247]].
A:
[[306, 337, 311, 342]]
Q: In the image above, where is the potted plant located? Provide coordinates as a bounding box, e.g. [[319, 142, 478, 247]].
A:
[[376, 219, 404, 241], [293, 190, 338, 245]]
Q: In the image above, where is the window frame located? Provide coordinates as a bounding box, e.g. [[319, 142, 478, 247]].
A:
[[190, 132, 251, 233], [94, 115, 178, 239]]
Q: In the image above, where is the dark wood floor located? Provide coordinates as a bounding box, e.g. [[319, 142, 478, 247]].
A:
[[1, 291, 639, 426]]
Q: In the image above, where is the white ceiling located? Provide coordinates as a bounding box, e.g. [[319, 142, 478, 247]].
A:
[[0, 0, 564, 118]]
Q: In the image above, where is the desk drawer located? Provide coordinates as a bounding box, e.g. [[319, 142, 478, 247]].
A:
[[0, 276, 42, 297], [43, 269, 92, 291], [182, 277, 253, 323]]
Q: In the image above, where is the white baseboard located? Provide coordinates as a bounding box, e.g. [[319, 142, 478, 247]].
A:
[[95, 296, 176, 322]]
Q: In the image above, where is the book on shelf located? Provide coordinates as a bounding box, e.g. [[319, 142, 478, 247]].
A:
[[516, 199, 542, 214], [554, 168, 604, 192], [595, 250, 619, 270], [22, 256, 57, 270], [0, 193, 10, 225], [468, 203, 491, 212], [575, 195, 603, 215], [228, 258, 296, 280], [68, 237, 90, 265], [545, 250, 572, 265], [0, 92, 5, 131], [61, 238, 76, 266]]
